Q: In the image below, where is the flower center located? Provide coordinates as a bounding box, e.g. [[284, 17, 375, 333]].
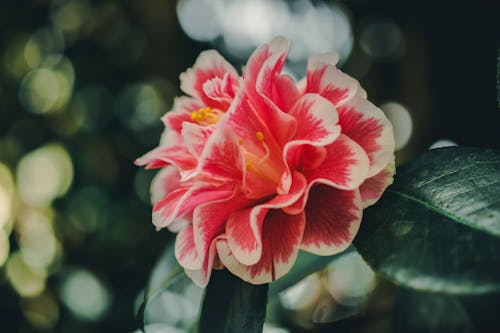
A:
[[191, 107, 223, 126], [241, 131, 283, 186]]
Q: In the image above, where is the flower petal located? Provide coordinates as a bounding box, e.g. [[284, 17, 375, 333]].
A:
[[150, 165, 180, 204], [193, 123, 244, 181], [152, 185, 233, 229], [185, 235, 222, 288], [202, 72, 238, 109], [226, 171, 306, 266], [359, 157, 395, 208], [134, 145, 197, 171], [301, 185, 362, 255], [181, 122, 214, 158], [162, 96, 204, 133], [338, 95, 395, 177], [288, 93, 340, 144], [175, 225, 200, 270], [180, 50, 239, 109], [217, 210, 306, 284], [191, 190, 250, 278], [303, 134, 369, 190], [279, 94, 341, 193], [305, 60, 358, 107]]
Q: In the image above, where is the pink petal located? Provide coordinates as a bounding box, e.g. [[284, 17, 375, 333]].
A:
[[134, 145, 197, 171], [180, 50, 239, 109], [226, 171, 307, 265], [338, 95, 395, 177], [162, 96, 204, 133], [175, 225, 200, 270], [193, 123, 244, 181], [302, 134, 370, 190], [190, 190, 250, 283], [217, 210, 306, 284], [202, 72, 238, 109], [150, 165, 181, 204], [305, 60, 358, 107], [359, 157, 395, 208], [185, 235, 222, 288], [288, 93, 340, 145], [181, 122, 214, 158], [301, 185, 362, 255], [240, 36, 298, 145], [152, 185, 233, 229]]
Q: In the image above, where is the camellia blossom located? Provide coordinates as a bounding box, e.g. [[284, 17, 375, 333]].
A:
[[136, 37, 395, 287]]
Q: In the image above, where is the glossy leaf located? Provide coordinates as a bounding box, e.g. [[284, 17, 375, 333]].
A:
[[355, 147, 500, 294], [198, 269, 268, 333]]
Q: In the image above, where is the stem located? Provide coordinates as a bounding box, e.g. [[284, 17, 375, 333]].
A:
[[198, 269, 269, 333]]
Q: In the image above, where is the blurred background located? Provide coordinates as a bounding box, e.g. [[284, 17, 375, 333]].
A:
[[0, 0, 499, 332]]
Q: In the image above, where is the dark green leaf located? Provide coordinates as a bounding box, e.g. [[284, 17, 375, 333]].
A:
[[198, 269, 268, 333], [355, 147, 500, 294], [497, 48, 500, 109], [268, 246, 354, 297]]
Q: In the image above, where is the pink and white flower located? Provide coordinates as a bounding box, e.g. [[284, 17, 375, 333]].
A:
[[136, 37, 395, 287]]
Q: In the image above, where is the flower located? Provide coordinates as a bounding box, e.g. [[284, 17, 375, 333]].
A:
[[136, 37, 395, 287]]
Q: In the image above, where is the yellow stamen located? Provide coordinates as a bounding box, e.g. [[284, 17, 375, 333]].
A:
[[246, 162, 253, 170], [256, 131, 264, 141], [238, 138, 244, 145]]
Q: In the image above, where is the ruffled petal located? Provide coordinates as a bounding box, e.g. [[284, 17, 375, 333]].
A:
[[152, 185, 233, 229], [134, 145, 197, 171], [185, 235, 222, 288], [191, 123, 244, 181], [202, 72, 238, 110], [226, 171, 306, 265], [301, 185, 362, 255], [181, 122, 214, 158], [302, 134, 370, 190], [359, 157, 395, 208], [190, 190, 250, 281], [338, 95, 395, 177], [150, 165, 180, 204], [305, 64, 358, 107], [217, 210, 306, 284], [162, 96, 204, 133], [175, 225, 199, 270], [180, 50, 239, 109], [279, 94, 340, 193]]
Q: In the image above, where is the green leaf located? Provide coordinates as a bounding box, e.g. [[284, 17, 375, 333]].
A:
[[198, 269, 268, 333], [268, 246, 354, 297], [355, 147, 500, 295]]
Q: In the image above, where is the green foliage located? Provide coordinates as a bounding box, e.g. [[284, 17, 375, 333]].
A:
[[355, 147, 500, 294]]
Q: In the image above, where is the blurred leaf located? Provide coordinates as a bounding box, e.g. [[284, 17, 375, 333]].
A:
[[268, 246, 355, 297], [136, 242, 185, 332], [199, 270, 268, 333], [355, 147, 500, 294], [393, 288, 475, 333]]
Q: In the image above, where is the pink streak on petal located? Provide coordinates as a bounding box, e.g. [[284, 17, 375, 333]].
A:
[[180, 49, 239, 109], [153, 186, 233, 229], [338, 95, 395, 177], [303, 134, 369, 190], [217, 210, 306, 285], [175, 225, 200, 270], [195, 123, 244, 181], [359, 158, 395, 208], [150, 165, 181, 204], [226, 171, 307, 266], [305, 61, 358, 107], [181, 122, 214, 158], [301, 186, 362, 255], [162, 96, 204, 133], [134, 145, 197, 171], [191, 190, 250, 281]]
